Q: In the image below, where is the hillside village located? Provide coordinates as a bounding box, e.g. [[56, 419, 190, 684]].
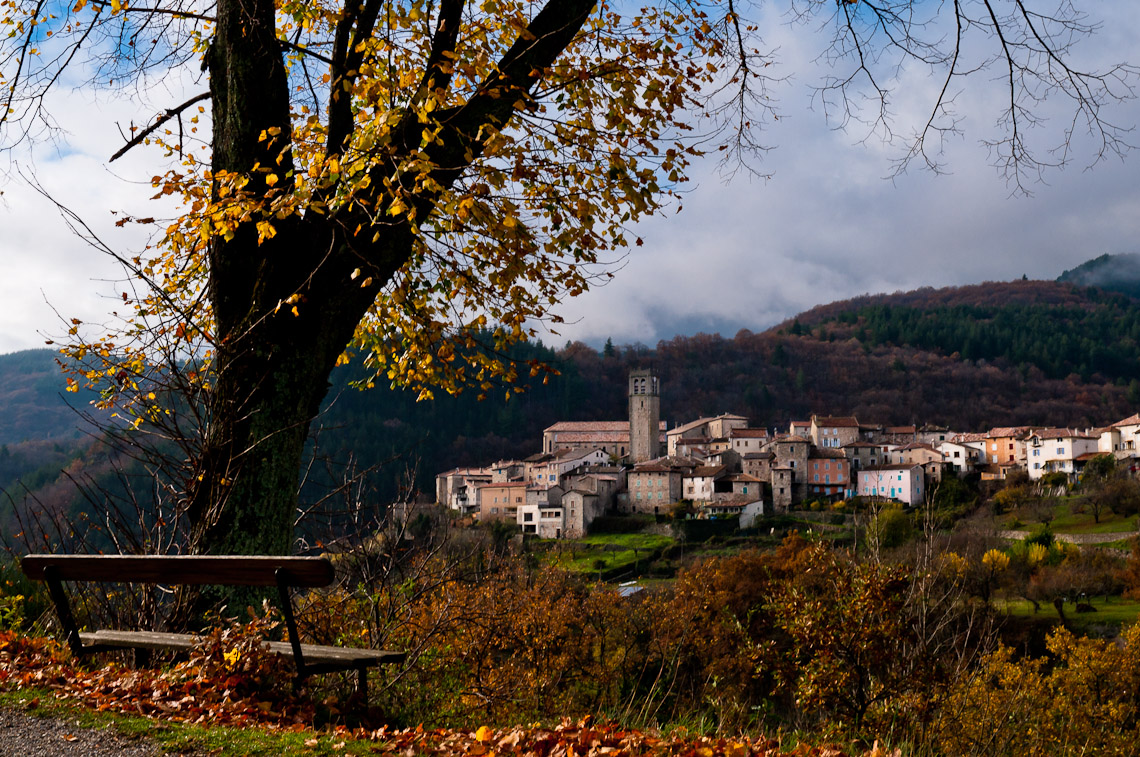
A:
[[436, 368, 1140, 538]]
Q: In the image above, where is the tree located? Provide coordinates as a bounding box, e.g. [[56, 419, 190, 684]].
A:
[[1082, 453, 1117, 486], [3, 1, 1136, 556]]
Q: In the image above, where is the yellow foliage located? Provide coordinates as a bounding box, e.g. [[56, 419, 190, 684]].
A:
[[982, 548, 1010, 572], [36, 0, 718, 410], [932, 624, 1140, 755]]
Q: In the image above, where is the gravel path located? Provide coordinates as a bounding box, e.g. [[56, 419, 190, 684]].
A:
[[0, 707, 196, 756]]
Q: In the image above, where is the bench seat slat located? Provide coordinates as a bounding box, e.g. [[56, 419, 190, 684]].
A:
[[22, 555, 334, 587], [78, 630, 406, 666]]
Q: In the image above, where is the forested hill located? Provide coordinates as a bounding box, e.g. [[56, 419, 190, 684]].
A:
[[4, 279, 1140, 511], [1058, 253, 1140, 299]]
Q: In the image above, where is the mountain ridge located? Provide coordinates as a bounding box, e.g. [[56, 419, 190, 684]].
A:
[[3, 277, 1140, 512]]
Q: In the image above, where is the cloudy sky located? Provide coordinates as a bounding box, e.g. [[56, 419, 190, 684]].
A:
[[2, 1, 1139, 356]]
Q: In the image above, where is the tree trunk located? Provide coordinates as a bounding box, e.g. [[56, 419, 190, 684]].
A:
[[184, 0, 596, 557]]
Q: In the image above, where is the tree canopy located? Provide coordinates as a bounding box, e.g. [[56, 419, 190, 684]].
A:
[[2, 0, 1136, 555]]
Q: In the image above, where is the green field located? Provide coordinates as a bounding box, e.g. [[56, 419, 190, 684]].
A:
[[1008, 500, 1139, 534], [997, 595, 1140, 634], [549, 532, 674, 575]]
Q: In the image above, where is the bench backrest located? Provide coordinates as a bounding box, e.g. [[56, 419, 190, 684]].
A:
[[21, 555, 335, 588]]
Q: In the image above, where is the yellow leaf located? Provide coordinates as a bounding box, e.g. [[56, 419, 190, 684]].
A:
[[475, 726, 493, 743]]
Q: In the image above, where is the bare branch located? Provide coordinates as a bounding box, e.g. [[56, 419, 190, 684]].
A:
[[109, 91, 209, 162]]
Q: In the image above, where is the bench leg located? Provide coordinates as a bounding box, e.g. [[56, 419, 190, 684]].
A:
[[134, 648, 151, 669], [357, 665, 369, 702]]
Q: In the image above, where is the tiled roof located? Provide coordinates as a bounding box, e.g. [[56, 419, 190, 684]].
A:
[[860, 463, 922, 472], [810, 448, 848, 459], [731, 428, 770, 438], [688, 465, 727, 478], [1030, 428, 1095, 441], [439, 466, 490, 477], [1112, 413, 1140, 428], [885, 426, 917, 434], [552, 447, 606, 461], [987, 426, 1031, 439], [813, 415, 860, 427], [951, 433, 988, 443], [669, 414, 745, 436], [632, 455, 700, 473], [778, 435, 810, 443], [546, 421, 628, 432]]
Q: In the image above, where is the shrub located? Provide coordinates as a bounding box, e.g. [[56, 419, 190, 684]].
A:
[[1026, 525, 1055, 549]]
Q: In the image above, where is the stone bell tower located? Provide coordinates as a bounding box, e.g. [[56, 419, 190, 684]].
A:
[[628, 368, 660, 463]]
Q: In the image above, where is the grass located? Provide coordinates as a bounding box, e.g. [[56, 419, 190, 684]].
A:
[[0, 689, 372, 756], [549, 532, 673, 575], [578, 533, 674, 550], [997, 595, 1140, 634], [1007, 500, 1139, 534]]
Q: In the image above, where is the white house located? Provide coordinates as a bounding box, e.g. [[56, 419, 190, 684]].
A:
[[1100, 413, 1140, 468], [937, 440, 980, 475], [857, 464, 925, 505], [1024, 428, 1099, 480]]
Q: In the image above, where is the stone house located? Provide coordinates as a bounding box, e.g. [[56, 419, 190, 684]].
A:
[[772, 466, 794, 511], [842, 441, 884, 472], [810, 415, 861, 449], [436, 467, 492, 514], [770, 435, 810, 502], [627, 456, 698, 514], [683, 465, 727, 502], [562, 490, 603, 537], [523, 447, 609, 487], [725, 472, 764, 500], [742, 450, 774, 481], [489, 459, 524, 483], [730, 427, 770, 455], [667, 414, 749, 455]]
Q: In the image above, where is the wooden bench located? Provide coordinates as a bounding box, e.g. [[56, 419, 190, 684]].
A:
[[21, 554, 405, 697]]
